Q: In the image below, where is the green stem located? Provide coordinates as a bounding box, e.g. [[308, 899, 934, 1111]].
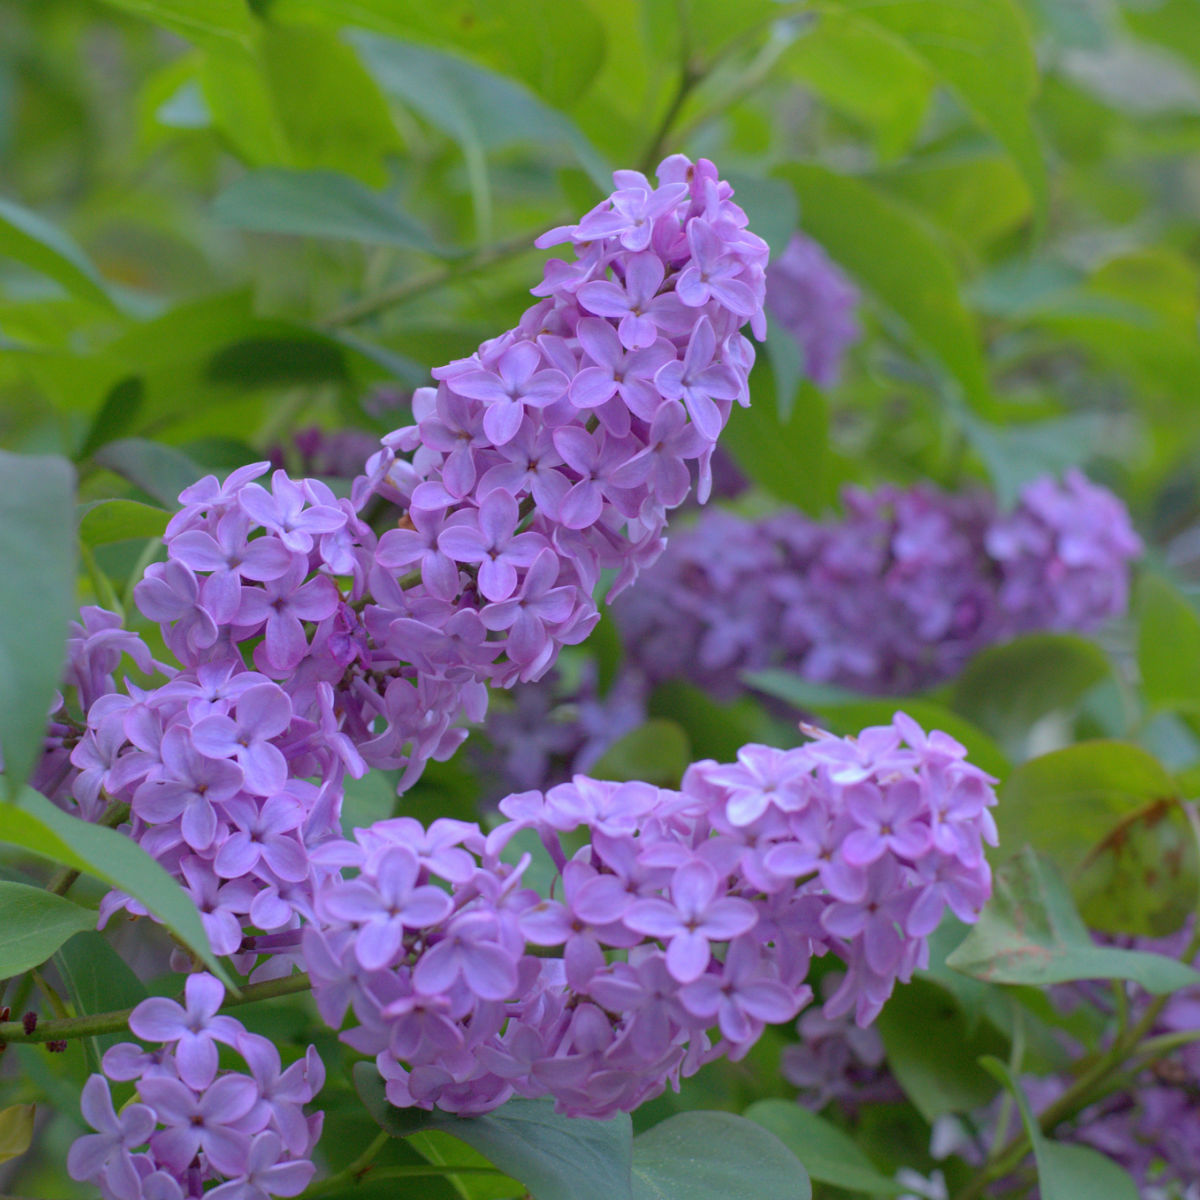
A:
[[668, 31, 792, 151], [950, 1015, 1200, 1200], [955, 813, 1200, 1200], [0, 971, 311, 1046], [637, 61, 704, 176], [1131, 1026, 1200, 1061], [31, 969, 70, 1021], [951, 1047, 1122, 1200], [986, 996, 1026, 1164], [325, 227, 556, 327], [300, 1130, 391, 1198]]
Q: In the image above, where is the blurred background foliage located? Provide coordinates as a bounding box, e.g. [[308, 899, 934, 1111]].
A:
[[4, 1, 1200, 1196]]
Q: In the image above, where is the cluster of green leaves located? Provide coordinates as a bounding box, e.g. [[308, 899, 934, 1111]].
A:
[[4, 0, 1200, 1197]]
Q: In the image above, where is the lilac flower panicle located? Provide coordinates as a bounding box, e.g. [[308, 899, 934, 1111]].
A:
[[305, 713, 997, 1118], [36, 155, 768, 990], [612, 473, 1141, 699]]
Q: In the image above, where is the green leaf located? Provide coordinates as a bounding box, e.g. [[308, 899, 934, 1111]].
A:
[[589, 719, 690, 787], [351, 33, 611, 189], [825, 0, 1047, 224], [996, 741, 1195, 934], [56, 931, 149, 1073], [269, 0, 607, 109], [959, 413, 1108, 509], [746, 672, 1011, 782], [982, 1058, 1139, 1199], [204, 329, 352, 388], [1029, 249, 1200, 410], [781, 13, 934, 160], [355, 1062, 634, 1200], [96, 0, 254, 49], [92, 438, 204, 508], [0, 450, 76, 797], [722, 368, 832, 514], [946, 848, 1200, 993], [677, 0, 782, 62], [1137, 574, 1200, 715], [765, 324, 806, 423], [646, 682, 788, 767], [878, 148, 1032, 252], [200, 44, 292, 165], [77, 377, 146, 462], [875, 978, 1007, 1121], [213, 168, 437, 250], [407, 1130, 523, 1200], [631, 1111, 810, 1200], [78, 499, 170, 547], [0, 882, 97, 976], [257, 25, 400, 186], [1124, 0, 1200, 74], [743, 1101, 904, 1196], [0, 195, 115, 309], [951, 633, 1112, 750], [0, 1104, 35, 1165], [1033, 1143, 1141, 1199], [0, 786, 230, 987], [774, 163, 988, 407]]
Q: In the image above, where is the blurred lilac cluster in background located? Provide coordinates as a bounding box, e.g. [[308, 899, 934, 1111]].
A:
[[614, 470, 1141, 699]]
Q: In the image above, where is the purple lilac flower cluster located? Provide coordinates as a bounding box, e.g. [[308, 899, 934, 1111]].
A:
[[32, 155, 768, 980], [69, 973, 322, 1200], [613, 470, 1141, 698], [303, 712, 997, 1118], [765, 232, 860, 388], [353, 153, 768, 682]]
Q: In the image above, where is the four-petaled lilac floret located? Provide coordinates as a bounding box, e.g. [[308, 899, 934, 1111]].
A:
[[127, 972, 241, 1090], [625, 860, 758, 983], [322, 845, 454, 970]]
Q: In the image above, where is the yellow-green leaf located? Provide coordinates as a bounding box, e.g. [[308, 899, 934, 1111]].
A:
[[0, 1104, 35, 1165]]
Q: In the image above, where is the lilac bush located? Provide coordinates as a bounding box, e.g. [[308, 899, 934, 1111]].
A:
[[2, 157, 1012, 1200], [16, 155, 1000, 1188], [8, 155, 1004, 1197]]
